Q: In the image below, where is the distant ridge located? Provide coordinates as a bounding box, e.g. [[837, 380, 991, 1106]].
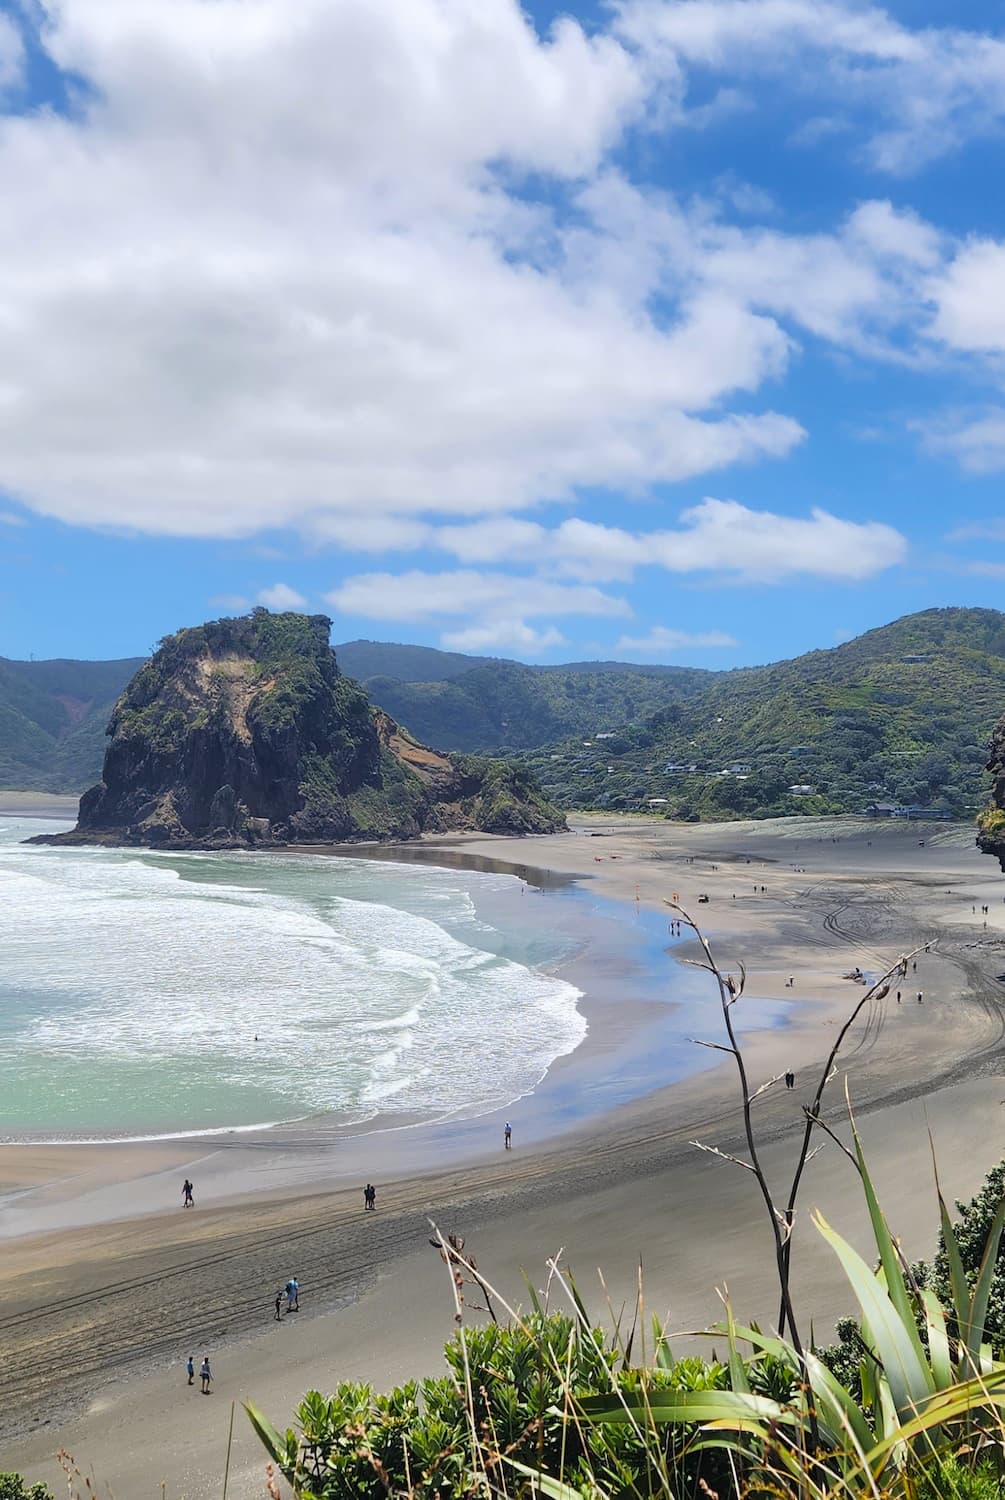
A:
[[0, 654, 144, 791], [4, 606, 1004, 820]]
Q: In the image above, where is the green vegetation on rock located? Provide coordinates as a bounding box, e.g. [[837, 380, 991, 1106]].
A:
[[38, 609, 563, 849]]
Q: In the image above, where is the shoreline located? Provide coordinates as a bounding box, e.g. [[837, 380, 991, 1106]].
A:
[[5, 811, 1005, 1494]]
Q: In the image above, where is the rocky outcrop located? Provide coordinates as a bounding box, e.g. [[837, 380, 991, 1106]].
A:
[[34, 611, 565, 849], [979, 717, 1005, 870]]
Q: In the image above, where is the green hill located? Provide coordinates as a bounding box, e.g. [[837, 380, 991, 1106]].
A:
[[522, 608, 1004, 819], [340, 609, 1005, 820], [0, 655, 143, 791], [333, 639, 495, 682], [5, 608, 1005, 817]]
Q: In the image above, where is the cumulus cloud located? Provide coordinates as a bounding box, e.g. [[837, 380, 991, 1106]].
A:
[[326, 571, 630, 624], [0, 0, 816, 542], [929, 242, 1005, 354], [441, 620, 566, 654], [615, 626, 737, 654], [257, 582, 307, 610], [435, 500, 908, 583]]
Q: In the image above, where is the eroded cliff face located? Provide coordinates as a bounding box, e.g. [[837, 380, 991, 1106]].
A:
[[37, 611, 564, 849], [978, 717, 1005, 870]]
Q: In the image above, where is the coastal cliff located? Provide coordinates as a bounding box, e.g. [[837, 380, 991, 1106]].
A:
[[979, 716, 1005, 869], [36, 611, 565, 848]]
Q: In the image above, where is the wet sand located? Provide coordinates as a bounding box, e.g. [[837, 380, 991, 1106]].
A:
[[4, 813, 1005, 1496]]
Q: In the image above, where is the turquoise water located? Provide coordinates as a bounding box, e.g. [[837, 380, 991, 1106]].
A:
[[0, 821, 586, 1139]]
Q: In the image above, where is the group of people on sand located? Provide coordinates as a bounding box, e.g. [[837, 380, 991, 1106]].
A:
[[185, 1354, 212, 1393], [176, 1116, 517, 1390]]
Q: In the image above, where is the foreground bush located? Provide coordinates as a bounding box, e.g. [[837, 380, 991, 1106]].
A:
[[0, 1478, 53, 1500], [247, 1314, 736, 1499]]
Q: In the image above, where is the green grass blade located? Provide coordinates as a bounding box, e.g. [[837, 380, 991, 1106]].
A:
[[722, 1294, 751, 1395], [813, 1209, 932, 1417], [851, 1121, 933, 1392], [803, 1350, 876, 1455], [921, 1288, 953, 1389], [506, 1458, 586, 1499], [938, 1189, 971, 1334], [652, 1315, 674, 1371], [243, 1401, 287, 1464], [581, 1388, 792, 1426], [966, 1192, 1005, 1363]]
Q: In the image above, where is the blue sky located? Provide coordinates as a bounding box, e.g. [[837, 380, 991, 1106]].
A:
[[3, 0, 1005, 667]]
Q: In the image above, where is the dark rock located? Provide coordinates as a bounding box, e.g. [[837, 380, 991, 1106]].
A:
[[33, 609, 564, 850]]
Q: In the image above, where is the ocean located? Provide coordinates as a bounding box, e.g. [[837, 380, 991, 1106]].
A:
[[0, 819, 587, 1140]]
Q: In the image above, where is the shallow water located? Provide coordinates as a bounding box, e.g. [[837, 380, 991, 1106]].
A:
[[0, 821, 587, 1139]]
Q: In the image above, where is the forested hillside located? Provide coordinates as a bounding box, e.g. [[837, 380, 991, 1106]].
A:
[[0, 655, 142, 790], [341, 609, 1005, 820], [4, 608, 1004, 817]]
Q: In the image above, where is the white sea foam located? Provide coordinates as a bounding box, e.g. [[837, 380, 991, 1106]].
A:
[[0, 824, 586, 1137]]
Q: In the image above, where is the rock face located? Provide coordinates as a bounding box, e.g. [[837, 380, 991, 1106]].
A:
[[979, 717, 1005, 870], [36, 611, 565, 849]]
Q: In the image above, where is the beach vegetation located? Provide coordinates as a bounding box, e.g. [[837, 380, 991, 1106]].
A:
[[247, 1314, 735, 1499], [0, 1477, 53, 1500]]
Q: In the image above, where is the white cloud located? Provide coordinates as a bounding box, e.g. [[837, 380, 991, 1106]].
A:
[[436, 500, 908, 583], [0, 0, 994, 563], [0, 510, 26, 526], [326, 570, 630, 623], [615, 0, 1005, 172], [615, 626, 737, 654], [919, 411, 1005, 473], [929, 242, 1005, 353], [946, 518, 1005, 543], [0, 0, 811, 542], [309, 515, 434, 553], [441, 620, 566, 654], [257, 582, 307, 610]]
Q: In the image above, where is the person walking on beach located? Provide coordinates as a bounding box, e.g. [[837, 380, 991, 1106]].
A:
[[365, 1183, 377, 1210], [785, 1071, 795, 1090], [182, 1178, 194, 1208], [274, 1290, 283, 1322], [286, 1277, 299, 1312], [186, 1355, 195, 1386], [917, 991, 924, 1004], [504, 1121, 512, 1150], [200, 1355, 212, 1394]]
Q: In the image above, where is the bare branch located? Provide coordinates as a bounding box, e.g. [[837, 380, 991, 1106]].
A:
[[689, 1139, 757, 1174], [750, 1073, 784, 1101], [689, 1037, 738, 1056]]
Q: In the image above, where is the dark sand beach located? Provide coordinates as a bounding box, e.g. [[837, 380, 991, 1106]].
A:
[[3, 810, 1005, 1496]]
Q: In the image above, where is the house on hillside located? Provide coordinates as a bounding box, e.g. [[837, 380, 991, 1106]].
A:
[[727, 762, 753, 773], [788, 784, 816, 795], [646, 797, 668, 808], [900, 654, 930, 663]]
